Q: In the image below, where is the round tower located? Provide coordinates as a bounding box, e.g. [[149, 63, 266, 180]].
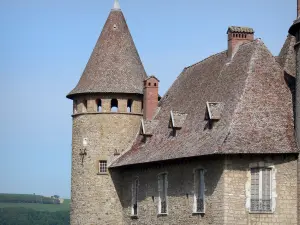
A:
[[67, 1, 147, 224], [289, 0, 300, 147]]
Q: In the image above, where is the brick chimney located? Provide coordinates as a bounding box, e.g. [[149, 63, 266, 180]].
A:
[[143, 76, 159, 120], [227, 26, 255, 58]]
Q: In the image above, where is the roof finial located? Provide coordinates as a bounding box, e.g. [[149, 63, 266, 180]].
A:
[[113, 0, 121, 10]]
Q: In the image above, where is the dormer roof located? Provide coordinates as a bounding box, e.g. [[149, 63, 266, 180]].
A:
[[205, 102, 224, 120], [140, 119, 159, 136], [168, 111, 188, 129], [67, 3, 147, 99]]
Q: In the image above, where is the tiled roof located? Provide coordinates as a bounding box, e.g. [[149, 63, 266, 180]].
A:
[[111, 39, 297, 167], [227, 26, 255, 33], [67, 9, 147, 98], [278, 34, 296, 77]]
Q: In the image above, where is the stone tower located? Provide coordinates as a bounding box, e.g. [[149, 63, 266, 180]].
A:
[[289, 1, 300, 224], [67, 0, 147, 224]]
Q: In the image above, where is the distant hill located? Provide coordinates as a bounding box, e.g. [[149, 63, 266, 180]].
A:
[[0, 194, 70, 212], [0, 194, 70, 224]]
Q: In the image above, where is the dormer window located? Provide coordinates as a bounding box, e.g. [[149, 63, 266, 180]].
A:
[[205, 102, 224, 120], [168, 111, 188, 137], [140, 119, 158, 141]]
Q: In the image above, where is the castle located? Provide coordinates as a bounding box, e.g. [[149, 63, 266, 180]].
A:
[[67, 0, 300, 224]]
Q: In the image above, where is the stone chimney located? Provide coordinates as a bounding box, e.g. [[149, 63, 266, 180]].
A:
[[227, 26, 255, 58], [143, 76, 159, 120]]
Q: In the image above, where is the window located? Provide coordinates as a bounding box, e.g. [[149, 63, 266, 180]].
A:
[[96, 99, 102, 112], [194, 169, 205, 213], [111, 99, 118, 112], [99, 160, 107, 173], [73, 100, 78, 114], [158, 173, 168, 214], [127, 99, 133, 113], [83, 100, 87, 112], [250, 168, 272, 212], [132, 178, 139, 216]]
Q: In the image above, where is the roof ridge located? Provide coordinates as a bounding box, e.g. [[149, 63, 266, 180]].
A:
[[185, 50, 227, 70], [221, 40, 261, 149]]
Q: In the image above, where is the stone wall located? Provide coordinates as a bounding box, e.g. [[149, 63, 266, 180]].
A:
[[223, 155, 298, 225], [71, 95, 143, 225], [119, 155, 298, 225], [120, 156, 225, 225]]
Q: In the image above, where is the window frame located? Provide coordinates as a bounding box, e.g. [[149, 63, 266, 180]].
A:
[[157, 172, 168, 215], [193, 168, 205, 214], [247, 162, 276, 214], [131, 177, 139, 217], [98, 160, 108, 175]]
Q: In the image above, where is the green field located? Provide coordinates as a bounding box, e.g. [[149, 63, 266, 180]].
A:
[[0, 199, 70, 212]]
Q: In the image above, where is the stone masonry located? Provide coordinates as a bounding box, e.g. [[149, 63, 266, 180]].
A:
[[71, 94, 143, 225], [119, 155, 298, 225]]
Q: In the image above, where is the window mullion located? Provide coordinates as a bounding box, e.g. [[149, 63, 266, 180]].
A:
[[259, 169, 263, 210]]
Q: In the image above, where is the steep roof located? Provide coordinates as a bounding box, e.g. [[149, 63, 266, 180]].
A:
[[111, 39, 297, 167], [278, 34, 296, 77], [67, 6, 147, 98]]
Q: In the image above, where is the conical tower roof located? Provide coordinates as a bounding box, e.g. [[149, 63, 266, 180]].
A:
[[67, 2, 147, 98]]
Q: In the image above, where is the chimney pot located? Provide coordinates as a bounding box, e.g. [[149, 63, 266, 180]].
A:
[[227, 26, 255, 58]]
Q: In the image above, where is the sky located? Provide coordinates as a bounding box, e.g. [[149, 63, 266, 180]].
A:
[[0, 0, 295, 198]]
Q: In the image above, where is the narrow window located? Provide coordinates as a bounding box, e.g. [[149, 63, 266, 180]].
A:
[[148, 82, 151, 86], [158, 173, 168, 214], [194, 169, 205, 213], [73, 100, 78, 114], [99, 160, 107, 173], [96, 99, 102, 112], [132, 178, 139, 216], [127, 99, 133, 113], [111, 99, 118, 112], [83, 100, 87, 112], [154, 83, 157, 87], [250, 168, 272, 212]]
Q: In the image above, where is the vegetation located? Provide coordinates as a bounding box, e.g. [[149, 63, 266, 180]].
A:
[[0, 200, 70, 212], [0, 207, 69, 225], [0, 194, 70, 224], [0, 194, 61, 204]]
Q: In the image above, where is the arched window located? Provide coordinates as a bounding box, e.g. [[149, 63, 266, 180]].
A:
[[154, 83, 157, 87], [148, 82, 151, 86], [73, 100, 78, 114], [83, 100, 87, 112], [111, 99, 118, 112], [127, 99, 133, 113], [96, 99, 102, 112]]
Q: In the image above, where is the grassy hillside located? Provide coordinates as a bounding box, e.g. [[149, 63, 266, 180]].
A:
[[0, 194, 70, 212], [0, 200, 70, 212]]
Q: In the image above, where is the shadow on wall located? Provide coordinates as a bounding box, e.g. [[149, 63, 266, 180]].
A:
[[110, 155, 225, 210]]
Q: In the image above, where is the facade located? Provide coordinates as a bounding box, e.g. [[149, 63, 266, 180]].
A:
[[67, 1, 300, 224]]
